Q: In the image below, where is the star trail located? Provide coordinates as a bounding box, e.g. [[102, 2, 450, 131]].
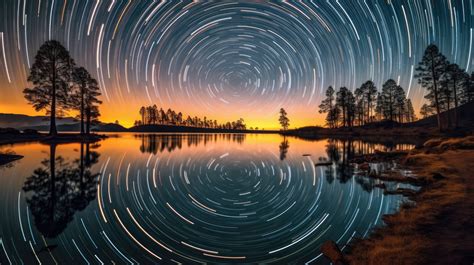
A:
[[0, 0, 472, 128], [0, 134, 415, 264]]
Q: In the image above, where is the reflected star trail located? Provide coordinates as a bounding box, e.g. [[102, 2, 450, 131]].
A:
[[0, 134, 416, 264], [0, 1, 472, 128]]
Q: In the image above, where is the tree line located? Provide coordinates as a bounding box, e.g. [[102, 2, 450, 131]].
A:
[[318, 44, 473, 130], [135, 105, 247, 130], [318, 80, 416, 128], [23, 40, 102, 136], [416, 44, 473, 130]]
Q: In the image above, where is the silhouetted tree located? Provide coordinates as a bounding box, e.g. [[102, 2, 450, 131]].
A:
[[374, 92, 384, 121], [380, 79, 398, 121], [72, 67, 92, 134], [354, 87, 364, 125], [23, 40, 75, 136], [420, 103, 434, 118], [279, 108, 290, 131], [84, 78, 101, 134], [139, 106, 146, 125], [404, 99, 416, 122], [415, 44, 448, 131], [444, 63, 465, 127], [319, 86, 337, 128], [461, 72, 474, 103], [394, 85, 407, 123], [336, 87, 355, 127], [360, 80, 377, 123]]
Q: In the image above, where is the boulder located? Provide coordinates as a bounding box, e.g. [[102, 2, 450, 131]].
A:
[[432, 172, 446, 180], [359, 163, 370, 171], [374, 183, 386, 189], [321, 240, 347, 265]]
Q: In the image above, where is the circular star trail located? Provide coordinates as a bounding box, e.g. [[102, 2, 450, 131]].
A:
[[0, 135, 411, 263], [0, 1, 472, 126]]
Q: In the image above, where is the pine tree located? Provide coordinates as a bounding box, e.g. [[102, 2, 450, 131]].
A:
[[318, 86, 337, 128], [23, 40, 75, 136], [279, 108, 290, 131], [405, 99, 416, 122], [380, 79, 398, 121], [415, 44, 448, 131], [354, 87, 364, 125], [360, 80, 377, 123], [72, 67, 92, 134], [375, 92, 384, 121], [336, 87, 355, 127], [420, 103, 434, 119], [394, 85, 407, 123], [460, 72, 474, 103], [84, 77, 102, 134]]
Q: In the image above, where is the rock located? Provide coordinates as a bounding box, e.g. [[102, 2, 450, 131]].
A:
[[384, 188, 417, 197], [359, 163, 370, 171], [321, 240, 347, 265], [374, 183, 386, 189], [432, 172, 446, 180], [369, 169, 378, 177]]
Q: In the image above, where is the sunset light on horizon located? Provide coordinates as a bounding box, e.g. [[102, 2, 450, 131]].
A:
[[0, 1, 472, 128]]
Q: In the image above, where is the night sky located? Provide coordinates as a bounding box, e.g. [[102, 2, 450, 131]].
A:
[[0, 0, 472, 128]]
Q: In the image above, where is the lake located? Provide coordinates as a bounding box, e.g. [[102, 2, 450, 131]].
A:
[[0, 133, 413, 264]]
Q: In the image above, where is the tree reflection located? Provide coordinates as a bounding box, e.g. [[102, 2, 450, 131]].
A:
[[137, 134, 246, 154], [279, 137, 290, 160], [322, 138, 412, 192], [22, 142, 100, 238]]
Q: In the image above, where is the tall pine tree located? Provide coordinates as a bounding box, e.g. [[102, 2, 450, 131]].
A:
[[24, 40, 75, 136], [415, 44, 448, 131]]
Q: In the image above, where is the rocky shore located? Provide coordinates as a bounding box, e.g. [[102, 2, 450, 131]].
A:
[[341, 136, 474, 264]]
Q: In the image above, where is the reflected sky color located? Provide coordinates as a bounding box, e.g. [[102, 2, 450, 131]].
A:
[[0, 134, 414, 264]]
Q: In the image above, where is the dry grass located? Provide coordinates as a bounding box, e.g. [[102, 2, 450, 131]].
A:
[[347, 137, 474, 265]]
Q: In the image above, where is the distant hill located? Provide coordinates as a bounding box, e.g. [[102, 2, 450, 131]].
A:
[[0, 113, 76, 129], [20, 122, 128, 132], [0, 113, 128, 132]]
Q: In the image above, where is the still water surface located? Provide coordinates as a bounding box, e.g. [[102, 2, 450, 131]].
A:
[[0, 133, 412, 264]]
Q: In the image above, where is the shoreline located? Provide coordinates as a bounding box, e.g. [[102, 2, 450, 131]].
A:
[[345, 136, 474, 264], [0, 133, 107, 146]]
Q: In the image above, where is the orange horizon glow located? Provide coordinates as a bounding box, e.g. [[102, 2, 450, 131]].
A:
[[1, 80, 427, 130], [0, 90, 327, 129]]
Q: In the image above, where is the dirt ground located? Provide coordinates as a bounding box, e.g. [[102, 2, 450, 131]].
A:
[[347, 136, 474, 265]]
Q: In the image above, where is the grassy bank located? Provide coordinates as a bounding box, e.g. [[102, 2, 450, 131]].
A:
[[347, 136, 474, 264]]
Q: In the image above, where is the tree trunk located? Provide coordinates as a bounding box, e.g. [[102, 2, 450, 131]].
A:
[[431, 53, 442, 131], [86, 107, 91, 135], [453, 78, 458, 128], [50, 59, 57, 136], [80, 84, 85, 134]]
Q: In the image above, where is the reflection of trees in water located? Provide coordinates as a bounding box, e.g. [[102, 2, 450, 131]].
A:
[[137, 134, 246, 154], [322, 139, 414, 191], [22, 142, 100, 238], [279, 137, 289, 160]]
